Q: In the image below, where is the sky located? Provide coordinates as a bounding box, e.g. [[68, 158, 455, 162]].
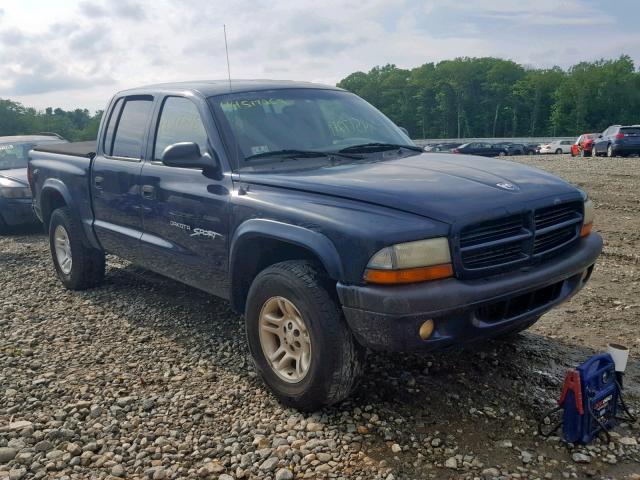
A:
[[0, 0, 639, 111]]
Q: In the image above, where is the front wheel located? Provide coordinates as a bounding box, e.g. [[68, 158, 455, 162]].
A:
[[555, 148, 563, 155], [49, 207, 105, 290], [245, 261, 364, 411], [607, 144, 614, 158]]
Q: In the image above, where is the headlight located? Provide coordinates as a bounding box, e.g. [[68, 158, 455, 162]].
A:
[[364, 237, 453, 284], [0, 186, 31, 199], [581, 199, 594, 237]]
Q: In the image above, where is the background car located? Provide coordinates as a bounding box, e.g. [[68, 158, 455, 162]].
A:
[[571, 133, 599, 157], [494, 142, 538, 155], [452, 142, 508, 157], [592, 125, 640, 157], [539, 139, 573, 154], [0, 133, 67, 233], [424, 142, 462, 152]]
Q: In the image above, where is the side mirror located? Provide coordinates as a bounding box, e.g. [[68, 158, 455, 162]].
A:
[[598, 134, 603, 138], [398, 126, 410, 137], [161, 142, 221, 178]]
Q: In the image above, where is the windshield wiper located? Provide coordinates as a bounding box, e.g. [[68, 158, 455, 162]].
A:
[[245, 149, 363, 161], [338, 143, 424, 154]]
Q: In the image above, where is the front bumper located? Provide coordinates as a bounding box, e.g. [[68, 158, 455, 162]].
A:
[[0, 197, 39, 227], [337, 233, 603, 352]]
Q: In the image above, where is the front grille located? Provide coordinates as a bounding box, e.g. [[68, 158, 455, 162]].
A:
[[459, 202, 583, 274], [476, 280, 564, 322]]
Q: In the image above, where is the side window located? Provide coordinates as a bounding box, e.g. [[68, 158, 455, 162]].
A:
[[154, 97, 209, 160], [111, 97, 153, 159], [102, 98, 123, 154]]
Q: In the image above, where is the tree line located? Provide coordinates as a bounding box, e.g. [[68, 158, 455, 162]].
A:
[[0, 99, 102, 141], [337, 55, 640, 139], [1, 55, 638, 142]]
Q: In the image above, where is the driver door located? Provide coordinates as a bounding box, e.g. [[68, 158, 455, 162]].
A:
[[139, 96, 231, 297]]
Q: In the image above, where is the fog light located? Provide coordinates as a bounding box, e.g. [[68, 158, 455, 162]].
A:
[[419, 320, 435, 340]]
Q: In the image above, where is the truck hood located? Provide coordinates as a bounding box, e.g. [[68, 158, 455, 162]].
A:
[[0, 168, 28, 187], [240, 153, 582, 223]]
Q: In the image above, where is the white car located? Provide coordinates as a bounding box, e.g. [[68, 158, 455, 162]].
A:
[[539, 140, 573, 154]]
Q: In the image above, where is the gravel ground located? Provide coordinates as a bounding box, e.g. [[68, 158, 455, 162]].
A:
[[1, 153, 639, 480]]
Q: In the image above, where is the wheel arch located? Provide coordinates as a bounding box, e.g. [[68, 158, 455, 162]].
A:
[[229, 219, 344, 313], [40, 180, 72, 228]]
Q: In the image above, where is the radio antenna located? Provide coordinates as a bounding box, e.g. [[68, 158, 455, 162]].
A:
[[223, 24, 241, 175], [223, 24, 232, 93]]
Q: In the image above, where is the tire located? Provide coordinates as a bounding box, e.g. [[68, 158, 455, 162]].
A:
[[245, 260, 364, 411], [607, 144, 614, 158], [555, 148, 563, 155], [0, 215, 7, 235], [498, 151, 506, 157], [581, 148, 591, 158], [49, 207, 105, 290]]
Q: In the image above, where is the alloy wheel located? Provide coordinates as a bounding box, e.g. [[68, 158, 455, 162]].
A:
[[54, 225, 73, 274], [258, 296, 312, 383]]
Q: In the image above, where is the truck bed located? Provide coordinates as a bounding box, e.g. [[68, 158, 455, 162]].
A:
[[32, 140, 96, 159]]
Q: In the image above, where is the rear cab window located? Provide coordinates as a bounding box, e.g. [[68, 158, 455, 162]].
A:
[[104, 96, 153, 159]]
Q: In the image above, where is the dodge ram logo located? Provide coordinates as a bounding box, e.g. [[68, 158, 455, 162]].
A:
[[496, 182, 518, 191]]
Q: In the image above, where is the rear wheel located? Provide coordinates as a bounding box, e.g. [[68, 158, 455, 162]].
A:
[[555, 148, 563, 155], [245, 260, 364, 411], [49, 207, 105, 290], [498, 150, 506, 157], [581, 148, 591, 158]]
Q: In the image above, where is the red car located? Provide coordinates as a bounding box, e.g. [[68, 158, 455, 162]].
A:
[[571, 133, 599, 157]]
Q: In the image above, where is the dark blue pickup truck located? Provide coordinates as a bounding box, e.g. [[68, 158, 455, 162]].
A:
[[29, 80, 602, 410]]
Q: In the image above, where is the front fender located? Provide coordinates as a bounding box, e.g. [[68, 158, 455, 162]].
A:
[[230, 218, 344, 280]]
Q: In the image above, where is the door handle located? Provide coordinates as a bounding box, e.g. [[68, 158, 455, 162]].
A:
[[94, 176, 104, 189], [141, 185, 155, 199]]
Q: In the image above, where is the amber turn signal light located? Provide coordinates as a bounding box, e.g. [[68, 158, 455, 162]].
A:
[[364, 263, 453, 284], [580, 222, 593, 237]]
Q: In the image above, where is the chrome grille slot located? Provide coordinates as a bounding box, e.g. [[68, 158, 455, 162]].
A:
[[535, 203, 582, 230], [460, 215, 524, 248], [532, 202, 582, 255], [533, 225, 576, 254], [460, 214, 528, 269]]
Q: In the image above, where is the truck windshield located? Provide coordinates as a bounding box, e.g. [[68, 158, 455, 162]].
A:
[[209, 89, 415, 169]]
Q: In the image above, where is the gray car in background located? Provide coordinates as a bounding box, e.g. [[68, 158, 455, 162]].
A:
[[0, 134, 68, 233]]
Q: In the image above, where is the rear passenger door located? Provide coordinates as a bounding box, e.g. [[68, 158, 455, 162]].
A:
[[138, 95, 231, 297], [91, 95, 153, 258]]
